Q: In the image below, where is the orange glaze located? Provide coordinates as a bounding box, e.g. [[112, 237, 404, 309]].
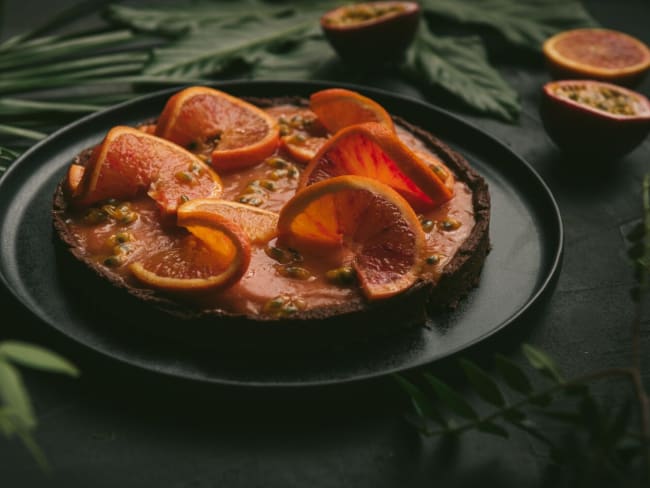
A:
[[63, 105, 475, 316]]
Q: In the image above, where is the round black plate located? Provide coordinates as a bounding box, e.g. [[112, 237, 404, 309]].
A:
[[0, 80, 562, 387]]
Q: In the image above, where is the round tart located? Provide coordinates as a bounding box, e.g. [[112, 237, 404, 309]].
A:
[[52, 87, 490, 347]]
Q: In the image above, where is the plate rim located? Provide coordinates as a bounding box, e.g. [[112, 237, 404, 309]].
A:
[[0, 79, 564, 387]]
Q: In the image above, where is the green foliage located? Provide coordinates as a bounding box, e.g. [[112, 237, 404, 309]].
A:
[[402, 26, 520, 122], [395, 343, 646, 482], [0, 341, 79, 470], [420, 0, 598, 52]]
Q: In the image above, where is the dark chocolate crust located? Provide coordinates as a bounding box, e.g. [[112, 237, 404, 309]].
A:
[[52, 96, 490, 347]]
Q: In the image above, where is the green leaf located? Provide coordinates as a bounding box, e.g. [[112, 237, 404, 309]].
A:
[[424, 373, 478, 420], [0, 98, 104, 116], [506, 418, 554, 447], [393, 374, 447, 427], [402, 26, 520, 122], [0, 124, 46, 141], [0, 407, 17, 437], [420, 0, 597, 52], [477, 421, 509, 438], [495, 354, 532, 394], [106, 1, 308, 37], [17, 430, 50, 472], [0, 341, 79, 377], [522, 344, 564, 383], [458, 358, 505, 407], [0, 360, 36, 429], [145, 19, 317, 77]]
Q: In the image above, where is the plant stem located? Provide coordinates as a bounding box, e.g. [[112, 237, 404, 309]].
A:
[[421, 367, 636, 437]]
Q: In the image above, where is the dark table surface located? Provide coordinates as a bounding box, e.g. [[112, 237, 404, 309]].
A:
[[1, 1, 649, 486]]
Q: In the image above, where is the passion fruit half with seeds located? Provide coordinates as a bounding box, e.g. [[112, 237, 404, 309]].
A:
[[540, 80, 650, 160], [543, 28, 650, 87], [320, 1, 420, 65]]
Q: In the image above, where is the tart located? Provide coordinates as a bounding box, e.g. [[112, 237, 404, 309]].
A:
[[52, 87, 490, 347]]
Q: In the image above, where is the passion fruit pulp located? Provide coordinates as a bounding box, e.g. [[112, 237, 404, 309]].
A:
[[540, 80, 650, 160], [320, 1, 420, 65], [543, 28, 650, 87]]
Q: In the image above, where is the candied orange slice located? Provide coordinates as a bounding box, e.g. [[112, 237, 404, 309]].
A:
[[277, 175, 426, 300], [73, 126, 222, 214], [310, 88, 395, 133], [155, 86, 279, 171], [177, 199, 278, 244], [300, 122, 453, 211], [130, 203, 251, 293]]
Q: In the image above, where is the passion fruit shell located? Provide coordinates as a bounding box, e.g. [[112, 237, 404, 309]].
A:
[[543, 28, 650, 87], [320, 1, 420, 65], [540, 80, 650, 160]]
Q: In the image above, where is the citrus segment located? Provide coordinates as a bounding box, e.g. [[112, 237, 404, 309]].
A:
[[543, 29, 650, 86], [65, 163, 85, 195], [300, 122, 453, 211], [155, 86, 279, 171], [130, 206, 251, 293], [310, 88, 395, 133], [176, 199, 278, 244], [73, 126, 222, 214], [75, 127, 222, 213], [278, 175, 426, 300]]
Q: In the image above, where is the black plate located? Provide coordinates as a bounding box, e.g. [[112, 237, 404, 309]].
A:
[[0, 80, 562, 387]]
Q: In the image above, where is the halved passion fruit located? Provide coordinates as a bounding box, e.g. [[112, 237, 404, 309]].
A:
[[540, 80, 650, 160], [320, 1, 420, 65], [543, 28, 650, 87]]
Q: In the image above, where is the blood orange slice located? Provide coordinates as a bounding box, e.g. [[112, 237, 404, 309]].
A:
[[277, 175, 426, 300], [73, 126, 222, 214], [177, 199, 278, 244], [130, 203, 251, 293], [543, 28, 650, 86], [300, 122, 453, 211], [310, 88, 395, 133], [155, 86, 279, 171]]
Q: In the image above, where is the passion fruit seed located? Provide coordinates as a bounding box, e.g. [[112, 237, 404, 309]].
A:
[[419, 217, 434, 233], [425, 254, 441, 265], [554, 84, 637, 116], [275, 264, 313, 280], [103, 255, 123, 267], [440, 218, 461, 231], [179, 194, 190, 203], [265, 245, 303, 264], [262, 294, 306, 317], [325, 4, 404, 25], [237, 195, 264, 207], [106, 231, 134, 247], [430, 164, 448, 180], [286, 133, 307, 145], [82, 207, 109, 225], [113, 242, 133, 255], [270, 169, 288, 180], [325, 266, 356, 286], [266, 156, 290, 169], [101, 202, 138, 225]]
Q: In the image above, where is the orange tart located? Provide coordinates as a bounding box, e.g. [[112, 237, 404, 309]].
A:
[[52, 87, 490, 344]]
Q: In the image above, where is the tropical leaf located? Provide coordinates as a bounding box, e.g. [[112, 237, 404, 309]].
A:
[[495, 354, 533, 394], [0, 124, 46, 141], [0, 360, 36, 430], [420, 0, 598, 52], [459, 359, 505, 407], [402, 25, 520, 122], [523, 344, 564, 383], [424, 373, 478, 420], [0, 341, 79, 377]]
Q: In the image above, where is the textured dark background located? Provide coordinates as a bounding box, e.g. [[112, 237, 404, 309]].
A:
[[1, 0, 649, 486]]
